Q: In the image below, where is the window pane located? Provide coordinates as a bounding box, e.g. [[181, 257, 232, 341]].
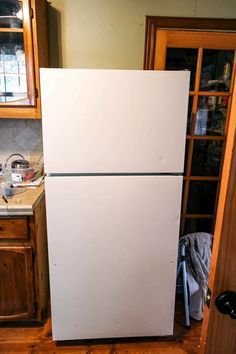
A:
[[200, 49, 234, 92], [166, 48, 198, 90], [187, 181, 218, 214], [187, 96, 194, 134], [191, 140, 223, 176], [0, 32, 27, 102], [184, 140, 189, 175], [0, 0, 23, 28], [183, 218, 213, 235], [195, 96, 227, 136]]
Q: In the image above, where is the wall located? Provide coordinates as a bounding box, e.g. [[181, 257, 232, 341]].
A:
[[48, 0, 236, 69], [1, 0, 236, 168]]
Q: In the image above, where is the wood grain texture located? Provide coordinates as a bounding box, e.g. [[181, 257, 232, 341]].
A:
[[0, 300, 201, 353], [165, 31, 236, 49], [31, 0, 49, 119], [32, 0, 49, 68], [0, 246, 35, 320], [201, 147, 236, 353], [0, 193, 49, 322], [29, 195, 49, 321], [0, 218, 28, 239], [0, 28, 23, 32], [154, 31, 167, 70], [22, 0, 36, 107], [199, 70, 236, 354]]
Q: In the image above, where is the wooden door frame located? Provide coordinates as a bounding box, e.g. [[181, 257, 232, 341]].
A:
[[199, 72, 236, 354], [143, 16, 236, 70]]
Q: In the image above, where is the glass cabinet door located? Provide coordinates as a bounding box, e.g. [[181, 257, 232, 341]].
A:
[[0, 0, 35, 106], [154, 30, 236, 235]]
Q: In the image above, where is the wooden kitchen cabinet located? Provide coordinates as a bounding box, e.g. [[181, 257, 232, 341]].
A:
[[0, 245, 35, 320], [0, 0, 49, 119], [0, 195, 49, 322]]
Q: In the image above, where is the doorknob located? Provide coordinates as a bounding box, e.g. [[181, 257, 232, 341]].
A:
[[215, 291, 236, 319]]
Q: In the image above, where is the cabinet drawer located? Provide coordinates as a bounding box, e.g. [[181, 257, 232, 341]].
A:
[[0, 218, 29, 240]]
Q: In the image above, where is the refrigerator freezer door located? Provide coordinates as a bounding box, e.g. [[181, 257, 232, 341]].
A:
[[45, 175, 182, 340], [41, 69, 189, 174]]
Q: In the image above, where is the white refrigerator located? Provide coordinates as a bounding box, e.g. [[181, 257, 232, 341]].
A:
[[40, 69, 189, 341]]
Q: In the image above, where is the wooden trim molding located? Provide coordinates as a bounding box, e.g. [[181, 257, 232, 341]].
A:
[[144, 16, 236, 70], [199, 76, 236, 354]]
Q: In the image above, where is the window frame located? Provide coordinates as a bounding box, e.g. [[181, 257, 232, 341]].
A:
[[144, 16, 236, 70]]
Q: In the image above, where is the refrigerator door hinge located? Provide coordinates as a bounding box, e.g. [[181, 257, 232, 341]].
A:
[[206, 287, 212, 308], [30, 7, 34, 19]]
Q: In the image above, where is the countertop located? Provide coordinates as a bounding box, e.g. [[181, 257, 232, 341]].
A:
[[0, 184, 45, 216]]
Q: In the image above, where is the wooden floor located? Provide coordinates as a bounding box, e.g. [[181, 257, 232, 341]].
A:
[[0, 299, 201, 354]]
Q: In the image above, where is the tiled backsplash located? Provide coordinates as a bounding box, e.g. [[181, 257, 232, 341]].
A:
[[0, 119, 43, 168]]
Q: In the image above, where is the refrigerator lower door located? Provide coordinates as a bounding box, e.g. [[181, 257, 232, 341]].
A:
[[45, 175, 182, 340]]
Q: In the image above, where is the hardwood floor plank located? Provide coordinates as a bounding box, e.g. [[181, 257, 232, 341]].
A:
[[0, 335, 200, 354], [0, 301, 201, 354]]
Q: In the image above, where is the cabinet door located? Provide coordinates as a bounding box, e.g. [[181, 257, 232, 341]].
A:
[[0, 246, 35, 320], [0, 0, 48, 118], [0, 0, 35, 107]]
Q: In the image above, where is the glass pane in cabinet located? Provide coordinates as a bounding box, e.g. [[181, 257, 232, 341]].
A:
[[0, 0, 23, 28], [191, 140, 223, 176], [0, 32, 27, 103], [166, 48, 198, 90], [183, 218, 213, 235], [200, 49, 234, 92], [187, 181, 218, 214], [195, 96, 227, 136]]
